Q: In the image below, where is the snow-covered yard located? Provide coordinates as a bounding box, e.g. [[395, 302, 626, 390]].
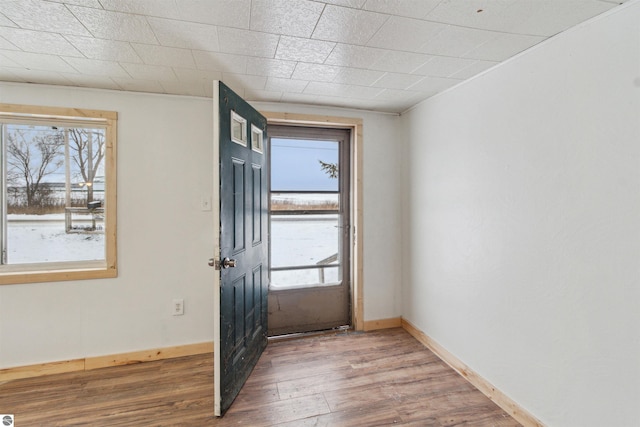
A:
[[6, 214, 104, 264]]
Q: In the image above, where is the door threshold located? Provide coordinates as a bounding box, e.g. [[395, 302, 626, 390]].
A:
[[267, 325, 356, 343]]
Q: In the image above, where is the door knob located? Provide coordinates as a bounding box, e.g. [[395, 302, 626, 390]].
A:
[[209, 257, 237, 270]]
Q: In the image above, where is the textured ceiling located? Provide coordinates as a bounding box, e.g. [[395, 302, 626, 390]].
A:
[[0, 0, 629, 113]]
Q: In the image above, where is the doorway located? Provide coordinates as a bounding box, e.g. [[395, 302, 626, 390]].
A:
[[267, 125, 351, 336]]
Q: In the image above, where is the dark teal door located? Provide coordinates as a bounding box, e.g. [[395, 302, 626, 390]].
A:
[[213, 81, 268, 416]]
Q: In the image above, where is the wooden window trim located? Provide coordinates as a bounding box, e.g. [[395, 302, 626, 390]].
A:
[[0, 103, 117, 285]]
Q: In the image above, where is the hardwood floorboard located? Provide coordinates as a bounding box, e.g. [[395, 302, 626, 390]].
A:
[[0, 328, 521, 426]]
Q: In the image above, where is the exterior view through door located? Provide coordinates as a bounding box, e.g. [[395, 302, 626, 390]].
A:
[[268, 125, 351, 336]]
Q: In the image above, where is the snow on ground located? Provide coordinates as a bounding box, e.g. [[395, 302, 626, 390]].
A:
[[6, 214, 104, 264], [270, 215, 340, 287]]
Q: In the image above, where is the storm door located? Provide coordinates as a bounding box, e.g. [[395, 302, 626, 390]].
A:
[[267, 125, 351, 336]]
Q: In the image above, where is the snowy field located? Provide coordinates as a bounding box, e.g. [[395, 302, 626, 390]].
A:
[[6, 214, 104, 264], [270, 215, 341, 288]]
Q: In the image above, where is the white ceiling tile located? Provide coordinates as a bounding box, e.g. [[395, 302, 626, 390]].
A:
[[275, 36, 335, 63], [47, 0, 103, 7], [0, 67, 25, 82], [265, 77, 309, 93], [160, 79, 213, 97], [332, 67, 385, 86], [324, 44, 384, 69], [449, 59, 499, 79], [0, 27, 82, 57], [0, 52, 22, 68], [371, 73, 424, 90], [292, 63, 341, 82], [362, 0, 441, 18], [367, 16, 446, 51], [176, 0, 251, 29], [408, 76, 461, 94], [280, 92, 319, 104], [425, 0, 617, 37], [244, 88, 283, 102], [246, 57, 296, 78], [0, 36, 18, 51], [371, 50, 433, 73], [0, 14, 17, 28], [323, 0, 366, 7], [413, 56, 478, 78], [172, 67, 222, 82], [418, 25, 497, 57], [99, 0, 181, 19], [220, 73, 267, 93], [425, 0, 518, 33], [120, 62, 177, 81], [112, 77, 166, 93], [312, 5, 388, 45], [1, 68, 74, 85], [464, 33, 545, 62], [250, 0, 325, 38], [64, 35, 143, 63], [305, 81, 382, 99], [0, 0, 91, 36], [193, 51, 247, 73], [147, 18, 219, 51], [64, 57, 130, 77], [60, 73, 121, 90], [1, 50, 78, 73], [217, 27, 279, 58], [500, 0, 615, 36], [131, 44, 196, 68], [67, 6, 158, 44]]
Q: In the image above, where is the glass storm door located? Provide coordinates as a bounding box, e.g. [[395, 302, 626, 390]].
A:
[[268, 125, 351, 336]]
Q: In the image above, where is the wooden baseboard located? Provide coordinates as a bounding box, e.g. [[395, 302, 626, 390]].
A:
[[401, 318, 544, 427], [0, 342, 213, 382], [363, 317, 402, 331]]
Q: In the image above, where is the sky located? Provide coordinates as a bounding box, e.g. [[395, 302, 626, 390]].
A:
[[270, 138, 339, 192]]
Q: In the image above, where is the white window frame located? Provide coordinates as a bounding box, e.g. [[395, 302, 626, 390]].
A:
[[0, 104, 117, 285]]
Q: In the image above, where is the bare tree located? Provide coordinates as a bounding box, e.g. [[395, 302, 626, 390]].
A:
[[68, 129, 105, 203], [6, 128, 64, 208]]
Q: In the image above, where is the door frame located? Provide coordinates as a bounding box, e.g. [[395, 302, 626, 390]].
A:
[[261, 112, 364, 332]]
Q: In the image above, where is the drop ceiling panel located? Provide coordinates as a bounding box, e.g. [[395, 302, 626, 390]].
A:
[[250, 0, 324, 38], [146, 18, 220, 51], [312, 5, 388, 45], [0, 0, 629, 113]]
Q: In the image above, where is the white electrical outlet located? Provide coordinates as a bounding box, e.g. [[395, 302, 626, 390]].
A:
[[172, 299, 184, 316]]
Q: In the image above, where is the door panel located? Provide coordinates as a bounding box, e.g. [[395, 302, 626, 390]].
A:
[[213, 81, 268, 416]]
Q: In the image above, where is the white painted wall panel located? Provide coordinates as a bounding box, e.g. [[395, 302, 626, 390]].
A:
[[401, 2, 640, 426]]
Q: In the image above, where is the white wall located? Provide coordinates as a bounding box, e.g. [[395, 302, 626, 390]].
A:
[[401, 2, 640, 426], [0, 84, 402, 369]]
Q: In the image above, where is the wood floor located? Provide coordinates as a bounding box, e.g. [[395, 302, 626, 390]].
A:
[[0, 328, 521, 426]]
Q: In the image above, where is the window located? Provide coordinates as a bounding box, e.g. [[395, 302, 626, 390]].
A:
[[269, 126, 350, 289], [0, 104, 117, 284]]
